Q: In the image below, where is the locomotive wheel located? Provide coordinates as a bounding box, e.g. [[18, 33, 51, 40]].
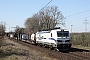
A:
[[49, 45, 54, 50]]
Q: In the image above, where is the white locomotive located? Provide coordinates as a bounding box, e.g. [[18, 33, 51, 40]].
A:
[[31, 29, 71, 51]]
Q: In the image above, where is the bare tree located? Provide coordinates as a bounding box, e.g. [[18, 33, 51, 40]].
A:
[[24, 6, 65, 33], [38, 6, 65, 30], [24, 15, 40, 34], [0, 21, 6, 35], [15, 28, 24, 34]]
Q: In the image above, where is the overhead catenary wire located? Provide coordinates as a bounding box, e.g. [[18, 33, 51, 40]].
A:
[[40, 0, 52, 11], [64, 2, 90, 20], [28, 0, 52, 28], [66, 2, 90, 14], [65, 9, 90, 18], [33, 0, 52, 17], [66, 15, 90, 22], [60, 1, 90, 32]]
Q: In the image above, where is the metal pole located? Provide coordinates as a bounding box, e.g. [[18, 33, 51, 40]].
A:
[[71, 25, 73, 33]]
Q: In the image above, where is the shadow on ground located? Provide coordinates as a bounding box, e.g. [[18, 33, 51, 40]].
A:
[[59, 47, 90, 53], [69, 47, 90, 52]]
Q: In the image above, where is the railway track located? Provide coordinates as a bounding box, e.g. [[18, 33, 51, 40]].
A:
[[10, 38, 90, 60]]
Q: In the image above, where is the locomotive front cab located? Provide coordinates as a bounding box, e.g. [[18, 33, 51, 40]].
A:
[[56, 29, 71, 50]]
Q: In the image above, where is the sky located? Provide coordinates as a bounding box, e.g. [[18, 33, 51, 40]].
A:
[[0, 0, 90, 32]]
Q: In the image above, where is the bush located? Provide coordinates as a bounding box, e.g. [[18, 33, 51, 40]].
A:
[[71, 32, 90, 47]]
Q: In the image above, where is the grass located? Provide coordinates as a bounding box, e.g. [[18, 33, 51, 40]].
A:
[[0, 45, 27, 60], [0, 36, 26, 60], [72, 45, 90, 51]]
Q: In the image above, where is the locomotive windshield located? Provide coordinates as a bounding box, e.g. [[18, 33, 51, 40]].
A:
[[57, 31, 69, 37]]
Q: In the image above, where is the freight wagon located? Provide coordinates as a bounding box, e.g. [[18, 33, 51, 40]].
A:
[[17, 33, 29, 41]]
